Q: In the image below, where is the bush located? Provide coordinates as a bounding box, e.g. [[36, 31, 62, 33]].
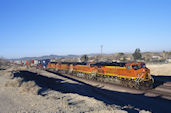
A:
[[80, 55, 89, 63], [132, 48, 142, 61]]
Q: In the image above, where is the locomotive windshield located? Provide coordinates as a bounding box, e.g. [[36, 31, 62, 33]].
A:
[[141, 64, 146, 68], [132, 64, 146, 70], [132, 65, 139, 70]]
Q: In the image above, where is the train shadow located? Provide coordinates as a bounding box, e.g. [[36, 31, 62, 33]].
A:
[[13, 71, 171, 113], [152, 75, 171, 88]]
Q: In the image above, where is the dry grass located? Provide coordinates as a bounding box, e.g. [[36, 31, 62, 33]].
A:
[[5, 77, 23, 87], [5, 77, 41, 95], [19, 81, 41, 95]]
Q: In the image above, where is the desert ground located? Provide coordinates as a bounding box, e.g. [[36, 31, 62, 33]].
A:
[[147, 63, 171, 76], [0, 64, 171, 113]]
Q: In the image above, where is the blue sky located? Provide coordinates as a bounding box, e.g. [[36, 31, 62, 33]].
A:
[[0, 0, 171, 58]]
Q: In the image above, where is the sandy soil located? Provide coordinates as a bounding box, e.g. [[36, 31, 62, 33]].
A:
[[0, 66, 129, 113], [147, 63, 171, 76], [1, 65, 169, 113]]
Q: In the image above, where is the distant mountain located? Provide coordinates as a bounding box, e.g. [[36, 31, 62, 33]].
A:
[[9, 53, 120, 61], [10, 54, 80, 61]]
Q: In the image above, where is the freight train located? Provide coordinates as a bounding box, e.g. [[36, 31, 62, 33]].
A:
[[14, 59, 50, 69], [14, 59, 154, 89], [47, 61, 154, 89]]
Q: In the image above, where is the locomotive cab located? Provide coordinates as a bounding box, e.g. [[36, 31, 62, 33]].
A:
[[126, 62, 153, 83]]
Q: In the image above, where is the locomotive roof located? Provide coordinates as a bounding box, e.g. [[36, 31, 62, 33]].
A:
[[95, 62, 126, 67], [61, 62, 73, 64], [49, 61, 127, 67], [73, 62, 87, 65], [50, 62, 58, 64], [60, 62, 87, 65]]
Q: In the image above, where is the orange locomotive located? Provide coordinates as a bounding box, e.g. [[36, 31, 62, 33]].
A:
[[95, 62, 153, 89], [48, 62, 57, 70], [48, 62, 154, 89]]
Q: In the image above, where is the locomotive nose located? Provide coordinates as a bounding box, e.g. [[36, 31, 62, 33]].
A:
[[143, 67, 150, 72], [141, 67, 151, 80]]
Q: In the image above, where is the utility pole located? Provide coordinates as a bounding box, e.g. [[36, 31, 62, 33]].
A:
[[100, 45, 103, 57]]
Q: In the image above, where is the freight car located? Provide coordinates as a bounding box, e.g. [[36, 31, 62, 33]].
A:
[[47, 61, 154, 89], [38, 59, 50, 69]]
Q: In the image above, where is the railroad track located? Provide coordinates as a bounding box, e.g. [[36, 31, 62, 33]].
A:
[[145, 82, 171, 100], [47, 70, 171, 100]]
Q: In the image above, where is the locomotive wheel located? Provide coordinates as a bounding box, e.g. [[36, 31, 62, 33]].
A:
[[84, 73, 88, 79], [121, 79, 129, 87], [98, 76, 103, 82], [97, 75, 100, 81], [96, 75, 103, 82], [134, 83, 140, 89], [128, 80, 134, 88], [121, 79, 126, 87]]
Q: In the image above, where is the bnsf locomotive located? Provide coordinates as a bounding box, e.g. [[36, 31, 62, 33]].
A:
[[47, 61, 154, 89]]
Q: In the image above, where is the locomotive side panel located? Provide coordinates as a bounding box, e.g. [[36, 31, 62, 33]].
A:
[[73, 65, 94, 73]]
